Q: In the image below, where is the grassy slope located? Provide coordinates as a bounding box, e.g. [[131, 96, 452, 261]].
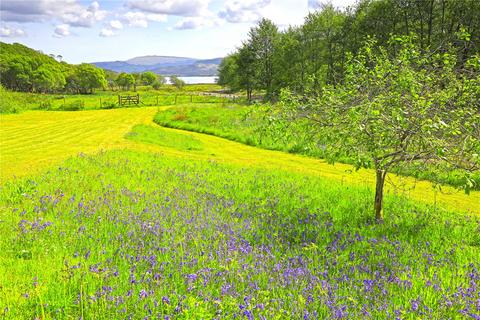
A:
[[1, 107, 479, 216], [153, 104, 480, 190], [1, 150, 478, 319]]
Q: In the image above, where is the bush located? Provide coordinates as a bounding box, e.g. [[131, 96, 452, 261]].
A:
[[101, 101, 117, 109], [59, 99, 84, 111]]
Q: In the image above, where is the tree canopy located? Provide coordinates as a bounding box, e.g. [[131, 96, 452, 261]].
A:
[[0, 42, 107, 94], [219, 0, 480, 100]]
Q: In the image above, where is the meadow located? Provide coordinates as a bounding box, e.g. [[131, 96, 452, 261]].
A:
[[153, 104, 480, 191], [1, 149, 479, 319], [1, 101, 479, 319], [0, 84, 239, 114]]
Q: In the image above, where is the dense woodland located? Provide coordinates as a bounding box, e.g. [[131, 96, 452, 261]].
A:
[[218, 0, 480, 100], [0, 42, 183, 94]]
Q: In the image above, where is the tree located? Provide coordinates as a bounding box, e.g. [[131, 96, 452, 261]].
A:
[[105, 70, 118, 91], [169, 75, 185, 90], [32, 65, 65, 93], [249, 18, 279, 98], [301, 5, 346, 88], [131, 73, 141, 92], [141, 71, 158, 86], [0, 56, 33, 91], [115, 72, 135, 91], [237, 44, 257, 101], [72, 63, 107, 94], [152, 76, 166, 90], [278, 37, 480, 221], [217, 54, 240, 91]]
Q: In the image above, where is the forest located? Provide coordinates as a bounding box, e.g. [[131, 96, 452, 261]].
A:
[[218, 0, 480, 100]]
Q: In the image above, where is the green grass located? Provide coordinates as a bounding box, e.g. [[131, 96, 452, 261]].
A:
[[154, 104, 259, 144], [1, 150, 479, 319], [125, 124, 203, 151], [154, 104, 480, 190], [0, 84, 238, 114], [2, 105, 479, 214]]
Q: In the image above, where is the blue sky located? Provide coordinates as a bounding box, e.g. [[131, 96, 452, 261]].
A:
[[0, 0, 356, 63]]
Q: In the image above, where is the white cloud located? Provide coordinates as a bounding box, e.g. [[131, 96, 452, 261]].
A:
[[0, 0, 107, 28], [62, 1, 107, 27], [53, 24, 70, 38], [109, 20, 123, 30], [99, 28, 116, 37], [146, 14, 168, 22], [123, 12, 148, 28], [218, 0, 271, 23], [122, 11, 167, 28], [0, 25, 26, 37], [174, 17, 221, 30], [127, 0, 210, 17]]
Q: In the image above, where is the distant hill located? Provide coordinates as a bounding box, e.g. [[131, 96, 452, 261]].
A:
[[93, 56, 223, 76]]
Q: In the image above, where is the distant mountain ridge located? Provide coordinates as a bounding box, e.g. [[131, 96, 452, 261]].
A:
[[93, 56, 223, 76]]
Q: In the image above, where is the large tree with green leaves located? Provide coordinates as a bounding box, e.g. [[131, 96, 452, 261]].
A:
[[115, 72, 135, 91], [278, 37, 480, 221], [73, 64, 106, 94], [217, 54, 240, 91], [249, 18, 279, 98], [140, 71, 158, 86]]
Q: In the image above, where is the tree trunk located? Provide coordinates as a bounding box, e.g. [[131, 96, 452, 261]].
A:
[[374, 169, 387, 222]]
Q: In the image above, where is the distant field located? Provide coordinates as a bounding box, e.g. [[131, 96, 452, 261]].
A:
[[0, 84, 236, 113], [0, 108, 156, 179]]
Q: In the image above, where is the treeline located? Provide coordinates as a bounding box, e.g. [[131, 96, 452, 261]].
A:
[[106, 72, 185, 91], [218, 0, 480, 100], [0, 42, 106, 94], [0, 42, 185, 94]]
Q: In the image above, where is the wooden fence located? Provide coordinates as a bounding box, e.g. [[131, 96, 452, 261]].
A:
[[118, 94, 140, 106]]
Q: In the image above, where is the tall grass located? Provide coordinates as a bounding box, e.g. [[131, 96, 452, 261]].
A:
[[154, 104, 480, 190], [0, 150, 478, 319]]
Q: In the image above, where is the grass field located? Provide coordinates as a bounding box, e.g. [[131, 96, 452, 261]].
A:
[[0, 84, 235, 113], [1, 107, 479, 214], [154, 104, 480, 190], [1, 151, 479, 319], [1, 106, 479, 319]]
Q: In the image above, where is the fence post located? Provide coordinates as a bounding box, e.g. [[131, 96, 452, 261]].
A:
[[190, 95, 193, 103], [156, 95, 159, 106], [100, 98, 102, 108], [63, 97, 66, 107], [175, 95, 177, 105]]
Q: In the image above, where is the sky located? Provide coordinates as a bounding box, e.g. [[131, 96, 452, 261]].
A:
[[0, 0, 357, 63]]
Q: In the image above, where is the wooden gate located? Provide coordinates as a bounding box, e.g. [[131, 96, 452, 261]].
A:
[[118, 94, 140, 106]]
